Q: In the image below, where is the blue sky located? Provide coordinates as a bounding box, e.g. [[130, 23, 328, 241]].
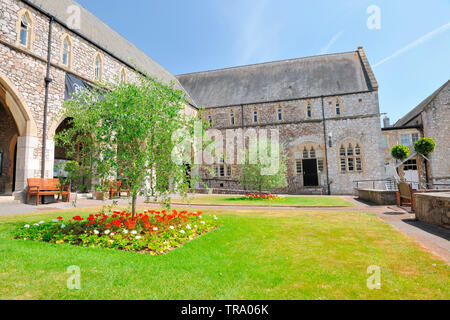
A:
[[77, 0, 450, 123]]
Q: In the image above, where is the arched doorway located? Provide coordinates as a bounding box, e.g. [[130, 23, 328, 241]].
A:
[[0, 101, 19, 195], [0, 71, 38, 193]]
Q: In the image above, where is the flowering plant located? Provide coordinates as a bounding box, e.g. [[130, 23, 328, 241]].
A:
[[15, 209, 219, 255], [244, 194, 279, 200]]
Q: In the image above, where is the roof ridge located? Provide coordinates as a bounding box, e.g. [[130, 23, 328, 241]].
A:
[[394, 79, 450, 127], [177, 50, 358, 77]]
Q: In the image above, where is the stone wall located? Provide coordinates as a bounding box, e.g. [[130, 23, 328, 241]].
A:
[[422, 83, 450, 186], [201, 91, 385, 195], [415, 192, 450, 229], [0, 0, 195, 196], [357, 188, 397, 205]]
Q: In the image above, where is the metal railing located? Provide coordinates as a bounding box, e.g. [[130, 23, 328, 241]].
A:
[[354, 179, 450, 191]]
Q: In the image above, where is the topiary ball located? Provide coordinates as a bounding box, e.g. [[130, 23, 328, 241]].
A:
[[391, 145, 410, 160], [414, 137, 436, 155]]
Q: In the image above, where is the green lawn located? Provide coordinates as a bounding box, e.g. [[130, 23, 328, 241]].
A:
[[171, 195, 354, 207], [0, 207, 448, 300]]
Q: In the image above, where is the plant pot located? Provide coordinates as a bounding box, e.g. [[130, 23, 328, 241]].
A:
[[95, 191, 107, 201]]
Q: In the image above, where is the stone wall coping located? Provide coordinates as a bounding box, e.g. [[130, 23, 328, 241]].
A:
[[415, 192, 450, 201]]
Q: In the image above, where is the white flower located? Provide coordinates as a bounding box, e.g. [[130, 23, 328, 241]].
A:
[[110, 233, 115, 236], [186, 224, 191, 230], [131, 230, 137, 235], [94, 230, 99, 235], [153, 227, 158, 231], [52, 219, 58, 223], [105, 230, 111, 235], [169, 226, 174, 230], [24, 225, 30, 228], [201, 221, 206, 224], [123, 229, 129, 234], [39, 221, 45, 224], [61, 224, 66, 229], [135, 236, 142, 240], [180, 230, 185, 234], [194, 225, 198, 228], [214, 215, 218, 220], [34, 223, 39, 226]]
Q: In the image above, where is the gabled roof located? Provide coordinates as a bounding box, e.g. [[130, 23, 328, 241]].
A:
[[177, 47, 378, 108], [394, 79, 450, 127], [24, 0, 196, 106]]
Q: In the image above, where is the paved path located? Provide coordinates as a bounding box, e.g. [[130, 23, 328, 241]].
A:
[[1, 195, 448, 263]]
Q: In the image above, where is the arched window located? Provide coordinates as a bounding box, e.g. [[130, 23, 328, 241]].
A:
[[207, 115, 213, 126], [94, 53, 103, 81], [303, 147, 309, 159], [277, 107, 283, 121], [339, 142, 363, 172], [119, 68, 127, 84], [335, 98, 343, 117], [60, 34, 72, 67], [310, 147, 316, 159], [17, 10, 33, 48], [230, 111, 235, 125], [307, 105, 312, 119], [253, 109, 258, 123]]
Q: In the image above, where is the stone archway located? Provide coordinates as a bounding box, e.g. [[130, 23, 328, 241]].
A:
[[0, 71, 39, 191]]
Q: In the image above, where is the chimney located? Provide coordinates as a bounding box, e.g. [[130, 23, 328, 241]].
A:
[[383, 116, 391, 128]]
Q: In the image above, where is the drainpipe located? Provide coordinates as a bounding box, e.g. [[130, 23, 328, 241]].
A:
[[321, 96, 331, 195], [41, 17, 54, 178]]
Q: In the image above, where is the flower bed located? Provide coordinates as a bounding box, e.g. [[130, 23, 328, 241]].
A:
[[15, 210, 219, 255], [244, 194, 279, 200]]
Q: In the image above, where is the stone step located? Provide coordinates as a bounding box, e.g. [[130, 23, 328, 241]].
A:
[[0, 196, 20, 204]]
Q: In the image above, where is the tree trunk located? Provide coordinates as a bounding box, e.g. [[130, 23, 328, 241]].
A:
[[131, 192, 137, 219]]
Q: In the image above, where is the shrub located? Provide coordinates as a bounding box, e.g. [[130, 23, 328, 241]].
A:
[[15, 210, 219, 255], [414, 138, 436, 155], [391, 145, 410, 160]]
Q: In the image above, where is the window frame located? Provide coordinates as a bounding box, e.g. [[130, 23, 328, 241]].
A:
[[93, 52, 104, 81], [60, 34, 73, 69], [339, 142, 363, 173], [16, 9, 34, 50], [119, 67, 127, 84]]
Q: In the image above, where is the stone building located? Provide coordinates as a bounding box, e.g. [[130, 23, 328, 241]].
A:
[[177, 48, 386, 194], [0, 0, 389, 198], [0, 0, 196, 197], [383, 80, 450, 188]]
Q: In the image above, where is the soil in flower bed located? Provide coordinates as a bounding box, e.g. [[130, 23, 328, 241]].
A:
[[14, 209, 220, 255]]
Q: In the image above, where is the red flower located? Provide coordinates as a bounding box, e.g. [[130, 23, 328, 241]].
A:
[[57, 216, 63, 220]]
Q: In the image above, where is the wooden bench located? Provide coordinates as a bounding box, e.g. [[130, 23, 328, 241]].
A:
[[108, 180, 130, 199], [27, 178, 70, 206], [396, 182, 428, 212]]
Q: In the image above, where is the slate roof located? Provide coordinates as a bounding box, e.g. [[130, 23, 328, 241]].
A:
[[394, 79, 450, 127], [177, 48, 378, 108], [25, 0, 196, 106]]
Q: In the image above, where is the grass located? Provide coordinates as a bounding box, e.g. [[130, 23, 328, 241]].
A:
[[0, 206, 448, 300], [169, 195, 354, 207]]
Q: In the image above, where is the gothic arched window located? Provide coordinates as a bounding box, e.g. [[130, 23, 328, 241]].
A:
[[17, 10, 33, 48], [340, 143, 363, 172], [94, 53, 103, 81]]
